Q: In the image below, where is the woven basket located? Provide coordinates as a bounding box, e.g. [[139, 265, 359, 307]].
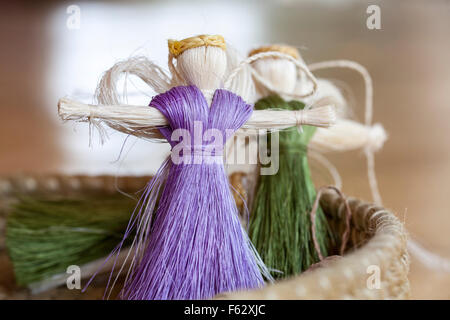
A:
[[220, 190, 411, 299], [0, 174, 410, 300]]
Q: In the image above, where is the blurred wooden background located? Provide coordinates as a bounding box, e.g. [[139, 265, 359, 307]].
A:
[[0, 0, 449, 299]]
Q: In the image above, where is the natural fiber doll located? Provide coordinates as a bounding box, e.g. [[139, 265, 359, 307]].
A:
[[248, 51, 450, 277], [247, 45, 331, 278], [97, 35, 270, 300], [58, 36, 336, 299], [6, 40, 336, 296]]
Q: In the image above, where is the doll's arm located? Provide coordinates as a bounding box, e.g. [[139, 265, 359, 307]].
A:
[[58, 98, 336, 138], [310, 119, 387, 152]]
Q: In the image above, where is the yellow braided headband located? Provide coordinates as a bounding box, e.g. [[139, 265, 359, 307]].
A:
[[248, 45, 300, 60], [168, 35, 226, 58]]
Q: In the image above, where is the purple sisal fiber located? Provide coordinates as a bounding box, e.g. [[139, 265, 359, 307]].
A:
[[108, 85, 267, 300]]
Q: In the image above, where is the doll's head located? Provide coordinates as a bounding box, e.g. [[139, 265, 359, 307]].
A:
[[168, 35, 227, 92], [249, 45, 303, 95]]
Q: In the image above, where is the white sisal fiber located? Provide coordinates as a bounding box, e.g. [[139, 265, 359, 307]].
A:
[[302, 79, 348, 119], [311, 120, 387, 153], [91, 43, 252, 142], [58, 97, 335, 134], [71, 42, 334, 145], [95, 56, 172, 105], [252, 58, 297, 99], [306, 60, 382, 205], [169, 46, 227, 105], [94, 56, 173, 142], [308, 60, 373, 126], [225, 51, 318, 100], [225, 45, 257, 104], [170, 44, 256, 105], [249, 55, 386, 158]]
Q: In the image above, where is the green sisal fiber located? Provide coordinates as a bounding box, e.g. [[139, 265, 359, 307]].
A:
[[6, 195, 137, 286], [249, 95, 331, 279]]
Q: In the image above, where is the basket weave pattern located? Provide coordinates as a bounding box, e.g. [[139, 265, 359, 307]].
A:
[[220, 190, 410, 299]]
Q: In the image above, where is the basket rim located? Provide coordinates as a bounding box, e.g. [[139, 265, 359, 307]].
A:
[[0, 174, 410, 299], [221, 190, 410, 299]]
